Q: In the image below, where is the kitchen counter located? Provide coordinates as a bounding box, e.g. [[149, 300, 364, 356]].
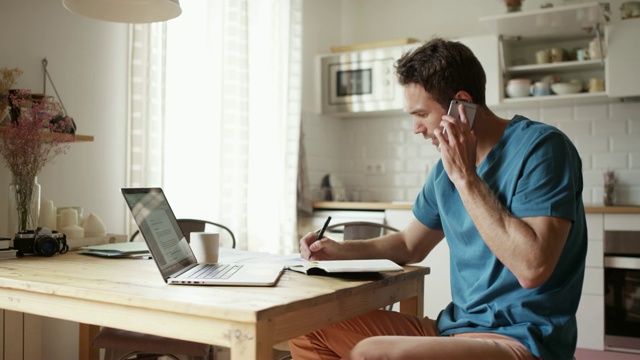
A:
[[313, 202, 640, 214], [313, 201, 412, 210]]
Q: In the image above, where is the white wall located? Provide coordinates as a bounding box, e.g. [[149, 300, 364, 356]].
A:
[[0, 0, 128, 357], [0, 0, 129, 237], [301, 0, 640, 206]]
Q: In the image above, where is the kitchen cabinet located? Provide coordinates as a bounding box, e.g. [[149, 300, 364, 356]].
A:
[[480, 2, 612, 106], [606, 18, 640, 98], [577, 213, 605, 350], [316, 35, 501, 116], [456, 35, 501, 107], [577, 211, 640, 351]]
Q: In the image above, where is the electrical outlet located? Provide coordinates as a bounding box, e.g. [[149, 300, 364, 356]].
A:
[[365, 162, 386, 175], [365, 163, 375, 174]]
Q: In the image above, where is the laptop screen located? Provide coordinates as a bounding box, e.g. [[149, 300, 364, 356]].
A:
[[121, 188, 197, 280]]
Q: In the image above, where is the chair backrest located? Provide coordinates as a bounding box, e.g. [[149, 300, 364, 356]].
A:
[[325, 221, 399, 241], [324, 221, 400, 312], [129, 218, 236, 249]]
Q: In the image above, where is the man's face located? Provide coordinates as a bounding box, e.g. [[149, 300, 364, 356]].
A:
[[404, 83, 447, 148]]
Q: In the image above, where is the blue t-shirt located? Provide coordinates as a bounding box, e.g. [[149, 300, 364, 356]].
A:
[[413, 116, 587, 360]]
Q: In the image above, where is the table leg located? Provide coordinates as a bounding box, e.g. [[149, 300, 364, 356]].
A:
[[229, 322, 273, 360], [79, 323, 99, 360], [399, 276, 424, 317]]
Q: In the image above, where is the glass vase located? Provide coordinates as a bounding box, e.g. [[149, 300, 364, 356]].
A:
[[8, 175, 41, 234]]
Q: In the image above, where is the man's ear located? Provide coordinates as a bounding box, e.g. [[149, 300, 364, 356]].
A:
[[454, 90, 474, 103]]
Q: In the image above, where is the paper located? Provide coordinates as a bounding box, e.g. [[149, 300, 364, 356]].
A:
[[287, 259, 403, 275], [80, 242, 151, 258]]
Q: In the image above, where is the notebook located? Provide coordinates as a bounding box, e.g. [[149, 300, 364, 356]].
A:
[[121, 187, 284, 286], [80, 242, 152, 259], [288, 259, 403, 275]]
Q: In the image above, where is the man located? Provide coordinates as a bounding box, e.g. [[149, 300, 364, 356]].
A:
[[289, 38, 587, 360]]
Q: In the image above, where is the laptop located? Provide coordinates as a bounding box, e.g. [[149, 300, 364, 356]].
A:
[[121, 187, 284, 286]]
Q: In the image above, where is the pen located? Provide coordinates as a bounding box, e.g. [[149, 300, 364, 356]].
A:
[[316, 216, 332, 241]]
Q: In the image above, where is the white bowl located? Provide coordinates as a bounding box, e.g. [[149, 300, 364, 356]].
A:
[[506, 83, 531, 98], [551, 82, 582, 95]]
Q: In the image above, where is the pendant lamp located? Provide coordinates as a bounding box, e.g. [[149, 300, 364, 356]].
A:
[[62, 0, 181, 23]]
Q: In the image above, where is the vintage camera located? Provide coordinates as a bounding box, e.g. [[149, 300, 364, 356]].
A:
[[14, 227, 69, 257]]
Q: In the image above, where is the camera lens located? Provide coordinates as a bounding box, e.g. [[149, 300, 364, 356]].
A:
[[34, 236, 60, 257]]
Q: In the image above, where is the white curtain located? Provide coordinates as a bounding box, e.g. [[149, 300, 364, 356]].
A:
[[126, 23, 167, 235], [129, 0, 302, 254]]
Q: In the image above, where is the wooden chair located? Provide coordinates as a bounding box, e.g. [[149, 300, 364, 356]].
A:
[[129, 218, 236, 249], [91, 219, 236, 360], [325, 221, 399, 241]]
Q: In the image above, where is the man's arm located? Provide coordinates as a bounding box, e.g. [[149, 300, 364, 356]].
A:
[[456, 177, 571, 289], [302, 218, 444, 265], [437, 108, 573, 289]]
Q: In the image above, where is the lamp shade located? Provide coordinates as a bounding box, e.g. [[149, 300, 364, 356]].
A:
[[62, 0, 182, 23]]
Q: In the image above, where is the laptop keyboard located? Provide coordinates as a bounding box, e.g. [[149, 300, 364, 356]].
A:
[[190, 264, 243, 280]]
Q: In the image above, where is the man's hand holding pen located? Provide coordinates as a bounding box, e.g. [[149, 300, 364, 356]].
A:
[[300, 216, 340, 261]]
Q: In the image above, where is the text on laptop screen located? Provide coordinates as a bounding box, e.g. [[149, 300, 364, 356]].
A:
[[122, 189, 193, 272]]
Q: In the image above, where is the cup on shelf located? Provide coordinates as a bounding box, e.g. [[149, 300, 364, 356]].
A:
[[576, 48, 590, 61], [530, 81, 551, 96], [550, 48, 565, 62], [589, 78, 605, 93], [535, 49, 551, 64]]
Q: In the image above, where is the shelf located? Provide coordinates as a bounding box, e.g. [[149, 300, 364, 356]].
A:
[[502, 91, 608, 106], [0, 126, 93, 142], [479, 2, 606, 39], [47, 132, 94, 142], [506, 59, 603, 75]]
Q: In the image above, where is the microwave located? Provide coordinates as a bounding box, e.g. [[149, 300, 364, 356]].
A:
[[319, 45, 414, 116]]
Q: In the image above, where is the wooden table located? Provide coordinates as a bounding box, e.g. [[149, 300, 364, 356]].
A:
[[0, 251, 429, 360]]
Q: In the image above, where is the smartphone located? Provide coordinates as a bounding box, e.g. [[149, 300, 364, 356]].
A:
[[444, 100, 477, 138]]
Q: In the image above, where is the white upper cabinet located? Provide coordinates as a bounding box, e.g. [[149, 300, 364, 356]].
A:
[[606, 18, 640, 98], [478, 2, 632, 106], [456, 35, 502, 107]]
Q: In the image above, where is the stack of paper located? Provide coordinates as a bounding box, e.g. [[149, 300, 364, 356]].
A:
[[0, 237, 17, 259], [80, 242, 151, 259], [0, 249, 18, 259]]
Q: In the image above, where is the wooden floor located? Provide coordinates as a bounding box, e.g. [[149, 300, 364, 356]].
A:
[[576, 348, 640, 359]]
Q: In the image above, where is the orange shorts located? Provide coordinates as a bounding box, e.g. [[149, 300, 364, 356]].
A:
[[289, 310, 539, 360]]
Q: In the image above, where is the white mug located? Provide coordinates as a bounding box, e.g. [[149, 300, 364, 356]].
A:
[[190, 232, 220, 263], [530, 81, 551, 96]]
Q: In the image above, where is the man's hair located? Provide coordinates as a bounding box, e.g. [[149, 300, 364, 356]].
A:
[[395, 38, 487, 110]]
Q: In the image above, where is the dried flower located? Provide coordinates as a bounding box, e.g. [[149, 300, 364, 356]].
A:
[[2, 89, 75, 232], [0, 89, 74, 178]]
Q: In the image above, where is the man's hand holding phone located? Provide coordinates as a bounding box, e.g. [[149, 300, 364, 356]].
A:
[[437, 99, 479, 185], [442, 100, 477, 141]]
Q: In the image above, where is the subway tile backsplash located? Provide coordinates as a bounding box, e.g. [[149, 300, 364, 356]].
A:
[[302, 100, 640, 206]]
